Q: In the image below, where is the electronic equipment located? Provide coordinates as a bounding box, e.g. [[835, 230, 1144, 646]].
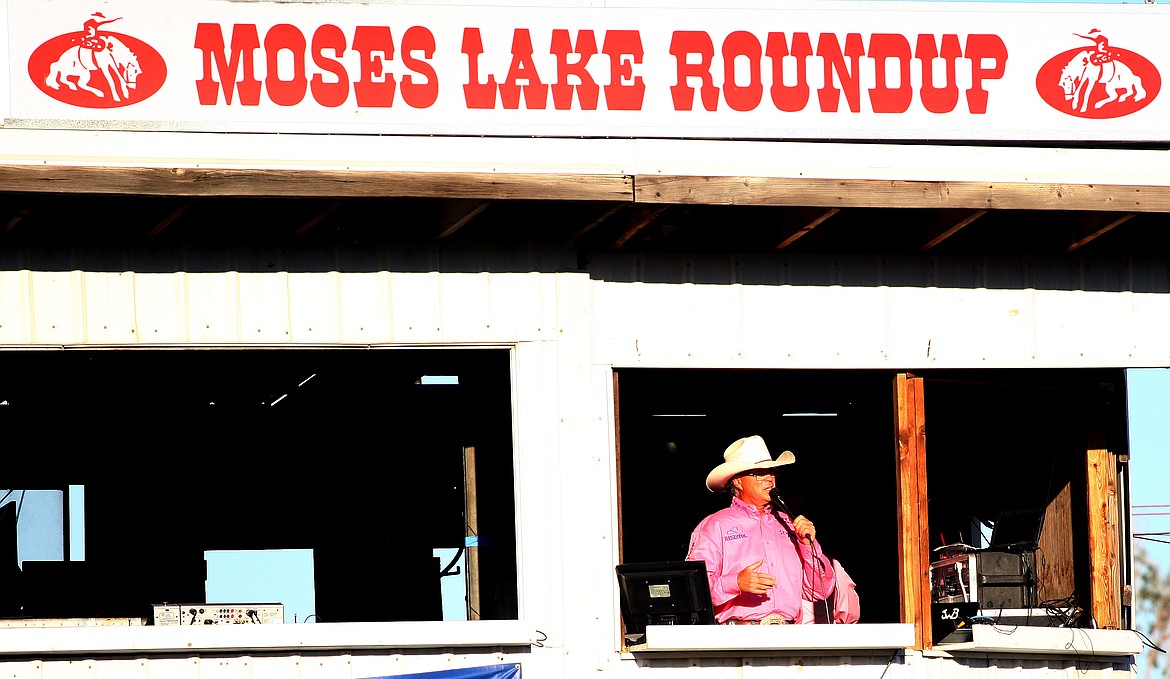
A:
[[930, 551, 977, 604], [615, 561, 715, 643], [152, 603, 284, 626]]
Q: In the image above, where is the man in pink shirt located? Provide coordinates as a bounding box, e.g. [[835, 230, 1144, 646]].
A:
[[686, 435, 838, 624]]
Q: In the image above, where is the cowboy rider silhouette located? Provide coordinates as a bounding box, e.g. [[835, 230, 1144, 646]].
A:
[[81, 12, 121, 51], [1076, 29, 1116, 66]]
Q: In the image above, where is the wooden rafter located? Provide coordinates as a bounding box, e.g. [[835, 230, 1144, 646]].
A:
[[774, 207, 839, 251], [293, 200, 344, 238], [572, 204, 625, 239], [1066, 213, 1135, 253], [611, 205, 667, 250], [437, 200, 490, 239], [145, 198, 197, 238], [921, 209, 986, 250], [4, 197, 43, 233]]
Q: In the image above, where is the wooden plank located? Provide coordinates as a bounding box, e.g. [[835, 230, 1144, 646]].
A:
[[0, 164, 634, 201], [636, 175, 1170, 212], [10, 163, 1170, 213], [893, 373, 930, 649], [1037, 481, 1076, 605], [1086, 442, 1121, 629]]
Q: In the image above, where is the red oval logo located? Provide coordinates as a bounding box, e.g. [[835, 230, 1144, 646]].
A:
[[1036, 46, 1159, 119], [29, 31, 166, 108]]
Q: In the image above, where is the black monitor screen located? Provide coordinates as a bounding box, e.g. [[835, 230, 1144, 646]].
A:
[[989, 508, 1044, 550], [615, 560, 716, 636]]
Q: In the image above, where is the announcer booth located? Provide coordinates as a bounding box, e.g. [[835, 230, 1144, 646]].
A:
[[0, 0, 1161, 678]]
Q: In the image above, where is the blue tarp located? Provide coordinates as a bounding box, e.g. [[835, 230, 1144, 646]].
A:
[[365, 664, 521, 679]]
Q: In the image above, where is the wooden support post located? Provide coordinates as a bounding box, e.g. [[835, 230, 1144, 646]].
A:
[[1086, 439, 1120, 629], [464, 445, 481, 620], [894, 373, 931, 649]]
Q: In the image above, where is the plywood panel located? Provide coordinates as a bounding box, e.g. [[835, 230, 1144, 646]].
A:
[[1037, 481, 1076, 605]]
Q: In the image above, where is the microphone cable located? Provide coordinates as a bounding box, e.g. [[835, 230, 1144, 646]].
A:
[[770, 489, 833, 623]]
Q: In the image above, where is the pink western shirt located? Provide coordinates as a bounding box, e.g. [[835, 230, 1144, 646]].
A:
[[686, 496, 837, 624]]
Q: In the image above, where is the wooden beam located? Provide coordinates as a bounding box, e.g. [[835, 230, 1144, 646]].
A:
[[292, 200, 344, 238], [437, 200, 490, 239], [921, 209, 986, 251], [636, 175, 1170, 212], [0, 164, 634, 202], [894, 373, 931, 650], [1086, 440, 1121, 629], [611, 205, 667, 250], [774, 207, 839, 251], [144, 198, 196, 239], [1065, 213, 1135, 253], [5, 163, 1170, 213]]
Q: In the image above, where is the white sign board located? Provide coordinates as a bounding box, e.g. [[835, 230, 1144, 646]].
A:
[[3, 0, 1169, 141]]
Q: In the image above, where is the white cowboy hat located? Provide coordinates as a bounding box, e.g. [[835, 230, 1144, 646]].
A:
[[705, 435, 795, 492]]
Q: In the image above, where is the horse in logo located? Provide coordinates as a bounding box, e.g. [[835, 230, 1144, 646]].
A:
[[45, 34, 141, 103], [1058, 31, 1145, 113]]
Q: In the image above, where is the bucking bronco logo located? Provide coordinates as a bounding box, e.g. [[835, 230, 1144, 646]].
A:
[[1035, 29, 1160, 119], [28, 12, 166, 108]]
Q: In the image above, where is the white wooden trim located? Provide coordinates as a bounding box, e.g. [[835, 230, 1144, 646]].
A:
[[634, 623, 916, 651]]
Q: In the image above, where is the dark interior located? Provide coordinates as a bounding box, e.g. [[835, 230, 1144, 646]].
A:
[[615, 367, 1127, 625], [0, 348, 517, 623]]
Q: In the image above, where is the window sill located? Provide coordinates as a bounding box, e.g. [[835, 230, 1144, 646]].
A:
[[0, 620, 537, 656], [628, 623, 915, 652], [930, 625, 1143, 657]]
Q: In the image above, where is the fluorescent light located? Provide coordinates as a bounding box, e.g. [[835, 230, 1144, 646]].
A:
[[782, 412, 838, 417], [651, 413, 706, 417], [419, 375, 459, 385]]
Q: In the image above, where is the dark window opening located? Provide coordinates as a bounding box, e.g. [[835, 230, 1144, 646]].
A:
[[0, 348, 517, 624], [615, 368, 1127, 628]]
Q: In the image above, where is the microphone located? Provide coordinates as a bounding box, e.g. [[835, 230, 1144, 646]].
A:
[[769, 488, 812, 543], [768, 487, 795, 518]]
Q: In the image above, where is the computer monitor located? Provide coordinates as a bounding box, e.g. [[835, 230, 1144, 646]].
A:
[[989, 508, 1044, 552], [615, 560, 716, 638]]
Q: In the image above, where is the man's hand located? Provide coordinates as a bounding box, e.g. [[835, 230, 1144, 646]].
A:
[[793, 515, 816, 546], [737, 560, 777, 594]]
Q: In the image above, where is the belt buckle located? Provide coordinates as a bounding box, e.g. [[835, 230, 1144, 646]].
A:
[[760, 613, 787, 625]]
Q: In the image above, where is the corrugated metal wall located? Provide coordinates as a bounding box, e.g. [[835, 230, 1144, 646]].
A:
[[0, 246, 1153, 679]]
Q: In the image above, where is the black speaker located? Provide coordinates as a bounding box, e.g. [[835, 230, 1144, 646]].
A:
[[976, 549, 1036, 610]]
